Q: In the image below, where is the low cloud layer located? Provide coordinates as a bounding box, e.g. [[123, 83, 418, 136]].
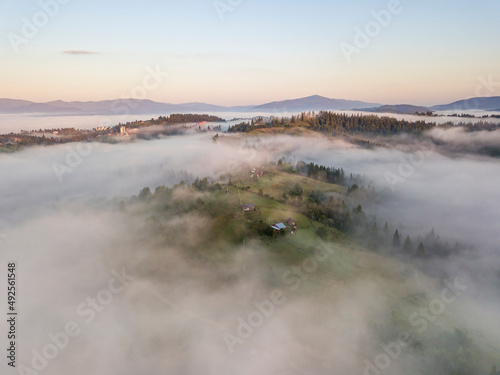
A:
[[63, 50, 99, 55], [1, 130, 499, 374], [427, 126, 500, 148]]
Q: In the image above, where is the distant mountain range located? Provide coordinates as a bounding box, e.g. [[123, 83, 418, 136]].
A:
[[248, 95, 380, 112], [0, 95, 379, 116], [431, 96, 500, 111], [0, 98, 245, 115], [359, 97, 500, 115], [357, 104, 433, 115], [1, 95, 499, 116]]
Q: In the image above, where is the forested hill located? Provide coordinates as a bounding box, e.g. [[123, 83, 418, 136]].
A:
[[227, 111, 438, 135], [115, 113, 225, 131], [0, 114, 225, 152]]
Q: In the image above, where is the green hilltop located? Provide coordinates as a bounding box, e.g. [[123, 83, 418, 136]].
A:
[[119, 161, 499, 374]]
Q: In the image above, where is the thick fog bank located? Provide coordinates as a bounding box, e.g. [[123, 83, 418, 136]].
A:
[[1, 130, 499, 374]]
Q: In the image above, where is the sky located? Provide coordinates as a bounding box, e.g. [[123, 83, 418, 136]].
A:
[[1, 0, 499, 106]]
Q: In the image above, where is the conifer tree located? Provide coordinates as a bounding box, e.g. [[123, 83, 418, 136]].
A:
[[392, 229, 400, 249], [403, 235, 412, 253], [383, 222, 389, 236], [416, 242, 426, 257]]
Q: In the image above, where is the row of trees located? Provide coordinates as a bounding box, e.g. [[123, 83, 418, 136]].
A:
[[227, 112, 500, 137], [1, 133, 93, 147], [274, 159, 359, 186], [296, 161, 347, 184], [117, 114, 225, 131], [227, 112, 439, 135], [294, 185, 460, 259], [313, 112, 436, 135]]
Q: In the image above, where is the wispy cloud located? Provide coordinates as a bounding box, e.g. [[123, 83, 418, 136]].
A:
[[63, 50, 99, 55], [166, 52, 243, 60]]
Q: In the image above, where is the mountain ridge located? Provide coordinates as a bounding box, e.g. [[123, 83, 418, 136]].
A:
[[248, 95, 380, 112], [2, 95, 500, 116], [431, 96, 500, 111], [357, 104, 433, 115], [0, 95, 379, 115]]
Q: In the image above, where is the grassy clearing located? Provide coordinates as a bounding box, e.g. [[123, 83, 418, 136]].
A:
[[237, 170, 347, 200], [248, 126, 317, 136], [0, 146, 19, 153]]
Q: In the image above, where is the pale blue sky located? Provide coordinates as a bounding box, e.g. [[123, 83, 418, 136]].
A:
[[1, 0, 499, 105]]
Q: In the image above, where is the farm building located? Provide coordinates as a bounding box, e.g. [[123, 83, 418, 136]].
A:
[[251, 168, 264, 178], [242, 203, 256, 212], [271, 223, 286, 231]]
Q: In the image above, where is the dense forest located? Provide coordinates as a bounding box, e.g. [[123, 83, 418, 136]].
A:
[[269, 159, 464, 259], [227, 112, 436, 135], [227, 111, 500, 136], [114, 113, 225, 132]]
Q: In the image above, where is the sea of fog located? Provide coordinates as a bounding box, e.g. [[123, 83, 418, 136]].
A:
[[1, 128, 500, 375], [1, 110, 499, 133], [1, 131, 500, 252]]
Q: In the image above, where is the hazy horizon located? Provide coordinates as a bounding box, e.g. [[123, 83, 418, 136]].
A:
[[1, 0, 499, 106], [3, 110, 500, 134], [2, 93, 500, 108]]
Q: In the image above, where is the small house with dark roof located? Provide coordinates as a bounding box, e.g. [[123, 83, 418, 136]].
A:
[[242, 203, 256, 212]]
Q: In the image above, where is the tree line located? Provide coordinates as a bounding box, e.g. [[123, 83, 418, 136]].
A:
[[116, 114, 225, 131], [226, 111, 499, 136]]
